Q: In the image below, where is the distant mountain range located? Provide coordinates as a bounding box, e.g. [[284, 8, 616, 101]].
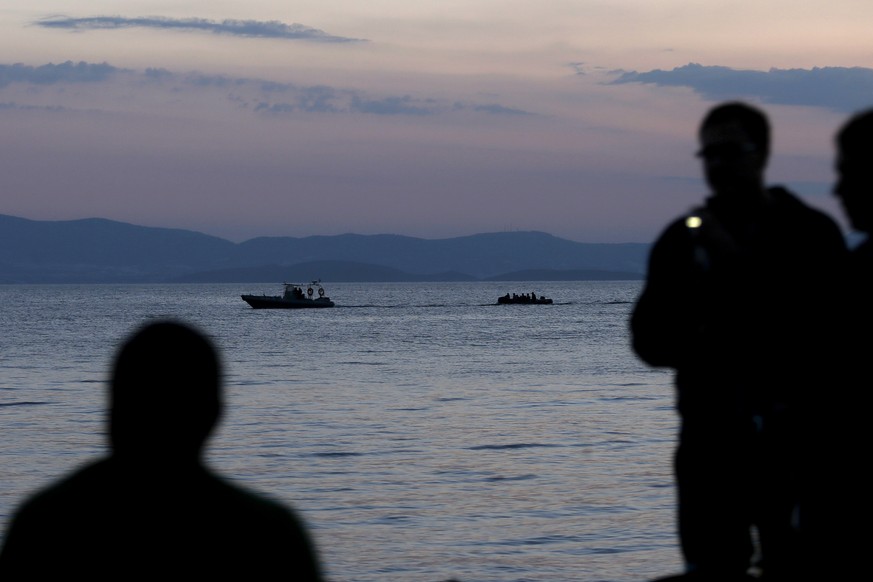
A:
[[0, 214, 649, 283]]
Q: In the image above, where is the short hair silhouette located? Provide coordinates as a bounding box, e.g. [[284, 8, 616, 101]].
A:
[[699, 101, 770, 158], [109, 320, 221, 461], [837, 108, 873, 158], [0, 320, 324, 580], [834, 108, 873, 235]]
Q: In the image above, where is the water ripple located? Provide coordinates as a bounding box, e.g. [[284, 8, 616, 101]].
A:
[[468, 443, 562, 451]]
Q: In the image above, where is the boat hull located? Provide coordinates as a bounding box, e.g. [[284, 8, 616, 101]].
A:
[[241, 294, 335, 309], [497, 297, 553, 305]]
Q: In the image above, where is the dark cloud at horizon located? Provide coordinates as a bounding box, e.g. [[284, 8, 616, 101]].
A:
[[36, 15, 366, 43], [254, 94, 535, 117], [0, 102, 66, 112], [175, 71, 533, 116], [470, 103, 531, 116], [0, 60, 534, 118], [611, 63, 873, 113], [0, 61, 121, 88]]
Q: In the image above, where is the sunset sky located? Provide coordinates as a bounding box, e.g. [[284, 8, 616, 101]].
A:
[[2, 1, 872, 243]]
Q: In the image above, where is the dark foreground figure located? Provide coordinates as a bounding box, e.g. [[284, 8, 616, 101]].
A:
[[797, 108, 873, 580], [631, 102, 847, 580], [0, 320, 324, 580]]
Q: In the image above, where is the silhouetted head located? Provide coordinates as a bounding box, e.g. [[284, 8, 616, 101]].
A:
[[835, 108, 873, 233], [697, 102, 770, 199], [109, 320, 222, 464]]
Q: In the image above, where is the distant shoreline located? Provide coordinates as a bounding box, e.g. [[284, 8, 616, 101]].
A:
[[0, 214, 649, 284]]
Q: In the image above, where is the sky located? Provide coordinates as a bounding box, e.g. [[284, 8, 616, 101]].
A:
[[2, 1, 872, 243]]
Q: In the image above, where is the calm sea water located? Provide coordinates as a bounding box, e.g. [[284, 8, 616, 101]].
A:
[[0, 281, 680, 581]]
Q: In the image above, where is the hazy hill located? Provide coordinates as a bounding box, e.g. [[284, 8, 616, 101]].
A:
[[0, 214, 648, 283], [172, 260, 478, 283], [229, 232, 647, 278]]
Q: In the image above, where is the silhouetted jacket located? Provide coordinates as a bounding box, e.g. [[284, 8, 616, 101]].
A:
[[848, 237, 873, 285], [0, 457, 324, 580], [833, 236, 873, 423], [630, 186, 846, 417]]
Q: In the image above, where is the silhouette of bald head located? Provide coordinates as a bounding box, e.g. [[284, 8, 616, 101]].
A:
[[109, 321, 222, 463]]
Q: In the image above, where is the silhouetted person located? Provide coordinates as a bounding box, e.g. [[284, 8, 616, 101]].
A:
[[630, 102, 847, 581], [798, 108, 873, 579], [0, 320, 324, 580]]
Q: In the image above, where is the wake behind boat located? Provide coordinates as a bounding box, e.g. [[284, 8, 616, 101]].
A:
[[241, 281, 335, 309]]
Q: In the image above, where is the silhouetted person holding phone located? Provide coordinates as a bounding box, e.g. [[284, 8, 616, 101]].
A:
[[631, 102, 846, 581], [798, 109, 873, 579], [0, 320, 324, 580]]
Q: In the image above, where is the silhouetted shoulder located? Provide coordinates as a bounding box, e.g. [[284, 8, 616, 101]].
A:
[[768, 186, 845, 236], [629, 217, 702, 368], [851, 238, 873, 263], [0, 458, 324, 580]]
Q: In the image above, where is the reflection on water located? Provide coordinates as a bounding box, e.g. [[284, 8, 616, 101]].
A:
[[0, 281, 679, 581]]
